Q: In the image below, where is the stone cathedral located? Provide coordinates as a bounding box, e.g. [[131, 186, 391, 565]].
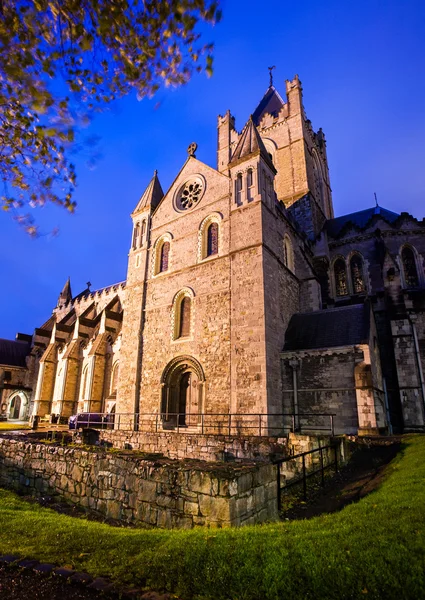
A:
[[1, 75, 424, 436]]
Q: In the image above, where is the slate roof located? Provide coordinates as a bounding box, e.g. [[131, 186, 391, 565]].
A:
[[252, 86, 285, 126], [283, 304, 370, 351], [326, 206, 400, 238], [229, 116, 275, 170], [0, 338, 31, 367]]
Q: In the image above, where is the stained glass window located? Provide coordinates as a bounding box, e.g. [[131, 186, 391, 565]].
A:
[[334, 258, 348, 296], [179, 296, 191, 338], [350, 255, 365, 294], [207, 222, 218, 256], [402, 247, 419, 288], [159, 242, 170, 273]]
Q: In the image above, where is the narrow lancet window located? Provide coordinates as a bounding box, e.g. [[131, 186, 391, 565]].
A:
[[350, 255, 365, 294], [207, 222, 219, 257], [236, 173, 243, 204], [160, 241, 170, 273], [334, 258, 348, 297], [132, 223, 140, 249], [402, 247, 419, 288], [179, 296, 191, 338]]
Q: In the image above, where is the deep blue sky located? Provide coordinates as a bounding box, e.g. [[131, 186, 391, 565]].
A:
[[1, 0, 425, 339]]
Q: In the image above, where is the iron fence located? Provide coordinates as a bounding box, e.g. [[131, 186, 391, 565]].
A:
[[274, 442, 339, 509], [66, 411, 336, 437]]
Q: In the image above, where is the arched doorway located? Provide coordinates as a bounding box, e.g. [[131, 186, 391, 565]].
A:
[[160, 356, 205, 429], [8, 393, 27, 420]]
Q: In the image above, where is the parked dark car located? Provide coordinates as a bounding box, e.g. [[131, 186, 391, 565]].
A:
[[68, 412, 114, 430]]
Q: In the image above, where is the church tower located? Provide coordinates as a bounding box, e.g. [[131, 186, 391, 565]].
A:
[[248, 74, 333, 238], [117, 171, 164, 420]]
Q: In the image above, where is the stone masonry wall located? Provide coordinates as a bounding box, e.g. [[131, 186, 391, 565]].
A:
[[0, 437, 278, 529], [99, 429, 289, 462]]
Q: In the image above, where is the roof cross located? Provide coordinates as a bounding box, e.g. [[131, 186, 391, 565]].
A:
[[268, 65, 276, 87]]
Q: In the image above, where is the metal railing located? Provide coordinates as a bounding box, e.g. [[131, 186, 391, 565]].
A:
[[67, 411, 336, 437], [274, 442, 339, 510]]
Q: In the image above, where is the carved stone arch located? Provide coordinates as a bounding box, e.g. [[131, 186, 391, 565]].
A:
[[262, 138, 277, 165], [198, 213, 222, 261], [161, 355, 206, 385], [160, 355, 205, 429], [8, 391, 28, 420]]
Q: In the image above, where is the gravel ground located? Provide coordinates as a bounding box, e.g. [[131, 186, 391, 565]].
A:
[[0, 564, 172, 600], [0, 566, 112, 600]]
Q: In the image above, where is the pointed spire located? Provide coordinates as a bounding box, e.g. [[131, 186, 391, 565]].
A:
[[229, 116, 275, 170], [252, 83, 286, 126], [132, 170, 164, 215], [58, 277, 72, 306]]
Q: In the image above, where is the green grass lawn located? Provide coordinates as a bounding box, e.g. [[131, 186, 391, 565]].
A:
[[0, 422, 30, 431], [0, 435, 424, 599]]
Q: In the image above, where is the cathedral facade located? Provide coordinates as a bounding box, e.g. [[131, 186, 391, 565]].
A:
[[1, 75, 424, 436]]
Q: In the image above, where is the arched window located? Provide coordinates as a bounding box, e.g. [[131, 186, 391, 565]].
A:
[[283, 234, 295, 273], [178, 296, 191, 338], [247, 169, 254, 201], [206, 222, 219, 257], [401, 246, 419, 288], [141, 220, 147, 244], [236, 173, 243, 204], [350, 255, 365, 294], [159, 241, 170, 273], [172, 288, 194, 341], [198, 214, 221, 261], [334, 258, 348, 297], [110, 361, 119, 394], [153, 235, 172, 276], [132, 222, 140, 250]]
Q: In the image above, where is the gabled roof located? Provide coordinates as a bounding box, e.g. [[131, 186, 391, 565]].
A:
[[252, 85, 285, 126], [133, 170, 164, 215], [326, 206, 400, 238], [229, 116, 275, 170], [0, 338, 31, 367], [283, 304, 370, 351]]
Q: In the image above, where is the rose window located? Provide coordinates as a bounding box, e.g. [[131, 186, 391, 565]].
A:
[[176, 178, 204, 211]]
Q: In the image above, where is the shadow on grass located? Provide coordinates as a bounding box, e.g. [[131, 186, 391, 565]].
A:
[[280, 440, 402, 520]]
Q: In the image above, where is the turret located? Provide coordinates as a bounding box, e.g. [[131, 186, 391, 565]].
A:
[[128, 170, 164, 282]]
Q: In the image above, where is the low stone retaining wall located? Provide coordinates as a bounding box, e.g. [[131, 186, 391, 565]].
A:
[[0, 437, 278, 529], [98, 430, 288, 461]]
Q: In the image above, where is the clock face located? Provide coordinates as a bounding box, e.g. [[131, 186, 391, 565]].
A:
[[174, 176, 205, 212]]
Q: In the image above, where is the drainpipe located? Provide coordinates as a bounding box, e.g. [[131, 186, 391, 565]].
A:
[[289, 358, 300, 431], [410, 319, 425, 420]]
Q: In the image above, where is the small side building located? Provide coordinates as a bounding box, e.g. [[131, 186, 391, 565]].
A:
[[281, 303, 387, 435], [0, 334, 33, 421]]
